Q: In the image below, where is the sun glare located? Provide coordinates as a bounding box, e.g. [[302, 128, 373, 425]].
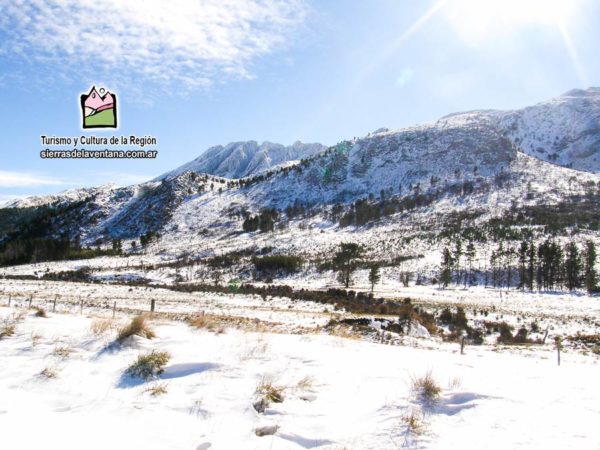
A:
[[445, 0, 579, 36]]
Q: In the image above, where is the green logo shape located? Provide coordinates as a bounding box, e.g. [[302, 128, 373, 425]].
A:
[[80, 86, 117, 129]]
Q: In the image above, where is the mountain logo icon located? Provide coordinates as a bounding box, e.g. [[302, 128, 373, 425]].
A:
[[80, 86, 117, 128]]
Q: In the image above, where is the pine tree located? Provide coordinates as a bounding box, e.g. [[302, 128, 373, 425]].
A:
[[505, 246, 515, 288], [368, 264, 381, 292], [453, 240, 463, 285], [564, 241, 583, 291], [518, 241, 528, 290], [440, 247, 453, 288], [333, 243, 364, 288], [583, 240, 597, 294], [527, 240, 536, 291], [464, 241, 476, 287]]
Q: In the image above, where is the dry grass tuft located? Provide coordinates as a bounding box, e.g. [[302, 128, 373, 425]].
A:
[[39, 367, 58, 379], [52, 345, 73, 358], [126, 350, 171, 380], [255, 376, 285, 404], [90, 318, 115, 336], [33, 306, 47, 318], [411, 370, 441, 402], [401, 408, 426, 435], [0, 323, 16, 339], [189, 315, 223, 333], [117, 315, 155, 343], [144, 382, 168, 396]]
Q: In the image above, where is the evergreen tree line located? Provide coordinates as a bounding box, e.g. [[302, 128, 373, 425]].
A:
[[0, 237, 120, 267], [440, 239, 598, 293], [242, 208, 278, 233]]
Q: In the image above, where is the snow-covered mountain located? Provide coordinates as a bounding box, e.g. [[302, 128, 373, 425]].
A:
[[500, 87, 600, 171], [3, 88, 600, 246], [157, 140, 326, 180]]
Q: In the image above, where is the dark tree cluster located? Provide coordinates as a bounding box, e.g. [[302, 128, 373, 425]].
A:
[[242, 208, 278, 233]]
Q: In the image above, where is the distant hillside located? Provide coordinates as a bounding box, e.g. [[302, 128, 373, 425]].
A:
[[157, 140, 326, 180]]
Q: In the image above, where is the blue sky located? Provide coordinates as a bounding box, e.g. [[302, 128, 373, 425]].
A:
[[1, 0, 599, 203]]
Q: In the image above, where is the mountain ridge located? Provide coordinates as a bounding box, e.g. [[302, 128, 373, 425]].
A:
[[4, 87, 600, 247]]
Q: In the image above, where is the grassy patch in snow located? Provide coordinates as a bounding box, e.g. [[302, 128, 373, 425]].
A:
[[125, 350, 170, 380]]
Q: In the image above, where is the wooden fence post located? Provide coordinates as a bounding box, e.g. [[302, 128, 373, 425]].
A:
[[28, 296, 32, 309], [52, 296, 57, 313], [555, 336, 562, 366], [150, 299, 155, 313], [7, 294, 11, 307], [113, 301, 116, 318], [80, 299, 83, 315]]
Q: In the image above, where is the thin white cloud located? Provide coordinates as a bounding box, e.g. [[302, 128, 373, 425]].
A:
[[0, 170, 68, 188], [0, 0, 307, 91]]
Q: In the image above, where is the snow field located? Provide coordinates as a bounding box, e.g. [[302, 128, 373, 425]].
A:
[[0, 307, 598, 450]]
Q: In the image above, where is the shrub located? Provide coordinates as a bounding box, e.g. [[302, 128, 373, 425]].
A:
[[52, 345, 72, 358], [144, 382, 168, 396], [256, 376, 285, 404], [125, 350, 171, 380], [33, 306, 47, 318], [401, 408, 426, 435], [117, 315, 155, 342], [0, 323, 15, 339], [252, 255, 303, 274], [411, 371, 441, 402], [497, 322, 515, 344]]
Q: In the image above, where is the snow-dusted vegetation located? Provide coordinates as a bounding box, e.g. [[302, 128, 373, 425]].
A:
[[1, 89, 599, 449]]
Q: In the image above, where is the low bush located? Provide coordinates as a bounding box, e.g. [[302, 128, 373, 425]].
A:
[[52, 345, 72, 358], [0, 323, 15, 339], [125, 350, 171, 380], [252, 255, 303, 275], [33, 306, 47, 318], [144, 382, 168, 396], [255, 376, 285, 405], [401, 408, 426, 435], [411, 371, 441, 402], [117, 315, 155, 342]]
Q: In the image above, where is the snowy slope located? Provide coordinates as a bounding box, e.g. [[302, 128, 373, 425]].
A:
[[157, 140, 326, 180], [0, 307, 598, 450], [3, 88, 600, 245]]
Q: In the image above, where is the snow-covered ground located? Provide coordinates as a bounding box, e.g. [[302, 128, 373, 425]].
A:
[[1, 306, 598, 450]]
